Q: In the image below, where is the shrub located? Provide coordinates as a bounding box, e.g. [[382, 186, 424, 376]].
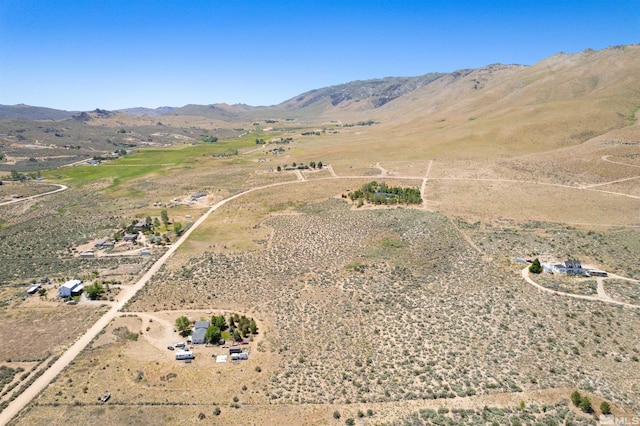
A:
[[333, 410, 341, 419], [579, 396, 593, 413], [570, 390, 582, 406], [600, 401, 611, 415]]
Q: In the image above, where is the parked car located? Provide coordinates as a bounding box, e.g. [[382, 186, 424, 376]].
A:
[[167, 346, 174, 350], [100, 392, 111, 403]]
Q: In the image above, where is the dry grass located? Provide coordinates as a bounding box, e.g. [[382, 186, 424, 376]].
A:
[[0, 304, 107, 362]]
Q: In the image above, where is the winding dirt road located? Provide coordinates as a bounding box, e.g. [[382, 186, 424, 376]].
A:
[[521, 267, 640, 309], [0, 183, 68, 207]]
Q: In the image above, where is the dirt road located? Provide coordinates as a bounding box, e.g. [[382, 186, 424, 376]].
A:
[[521, 267, 639, 309], [0, 175, 322, 424], [0, 183, 68, 207], [3, 159, 638, 423]]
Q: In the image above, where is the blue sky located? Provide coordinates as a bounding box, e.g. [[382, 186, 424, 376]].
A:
[[0, 0, 638, 111]]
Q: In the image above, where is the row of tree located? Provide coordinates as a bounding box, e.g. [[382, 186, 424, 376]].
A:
[[347, 181, 422, 205], [570, 390, 611, 415], [276, 161, 323, 172]]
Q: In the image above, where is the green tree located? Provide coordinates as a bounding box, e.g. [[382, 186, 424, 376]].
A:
[[570, 390, 582, 406], [232, 328, 241, 342], [173, 221, 183, 236], [175, 316, 191, 337], [579, 396, 593, 413], [529, 258, 543, 274], [276, 165, 281, 172], [600, 401, 611, 415], [317, 161, 323, 169], [211, 315, 227, 330], [85, 281, 104, 300], [205, 325, 221, 344], [249, 318, 258, 334], [160, 209, 169, 226], [333, 411, 341, 419], [153, 217, 161, 228]]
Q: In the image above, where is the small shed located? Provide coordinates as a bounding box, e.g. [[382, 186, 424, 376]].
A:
[[229, 345, 242, 354], [80, 252, 95, 259], [124, 233, 138, 242], [27, 284, 41, 295]]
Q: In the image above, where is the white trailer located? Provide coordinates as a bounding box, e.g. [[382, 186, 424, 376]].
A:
[[175, 350, 194, 360]]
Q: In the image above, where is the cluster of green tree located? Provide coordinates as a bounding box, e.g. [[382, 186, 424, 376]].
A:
[[344, 120, 376, 127], [122, 209, 182, 242], [529, 258, 543, 274], [255, 138, 266, 144], [0, 153, 5, 161], [347, 181, 422, 206], [570, 390, 595, 414], [201, 135, 218, 143], [175, 313, 257, 343], [204, 315, 228, 344], [301, 131, 321, 136], [85, 280, 107, 300], [91, 150, 126, 161], [275, 137, 293, 144], [264, 119, 278, 124], [200, 130, 218, 143], [229, 313, 257, 341], [276, 161, 323, 172], [61, 145, 82, 149], [214, 149, 238, 158], [8, 170, 42, 181]]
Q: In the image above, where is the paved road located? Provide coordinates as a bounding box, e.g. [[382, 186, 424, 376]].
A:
[[0, 183, 68, 207]]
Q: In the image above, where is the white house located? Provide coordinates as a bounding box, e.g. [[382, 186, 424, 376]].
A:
[[59, 279, 83, 298], [552, 259, 585, 275]]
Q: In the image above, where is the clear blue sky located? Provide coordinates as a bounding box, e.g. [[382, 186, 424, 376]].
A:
[[0, 0, 638, 111]]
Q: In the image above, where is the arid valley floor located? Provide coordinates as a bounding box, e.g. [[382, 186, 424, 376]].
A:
[[1, 45, 640, 425]]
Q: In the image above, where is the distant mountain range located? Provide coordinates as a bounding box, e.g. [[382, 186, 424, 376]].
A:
[[1, 44, 639, 125]]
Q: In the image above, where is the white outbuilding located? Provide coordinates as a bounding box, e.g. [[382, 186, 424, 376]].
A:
[[59, 279, 84, 298]]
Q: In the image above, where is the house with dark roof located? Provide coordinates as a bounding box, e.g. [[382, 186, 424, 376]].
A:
[[191, 320, 210, 344], [133, 217, 150, 232], [124, 233, 138, 242]]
